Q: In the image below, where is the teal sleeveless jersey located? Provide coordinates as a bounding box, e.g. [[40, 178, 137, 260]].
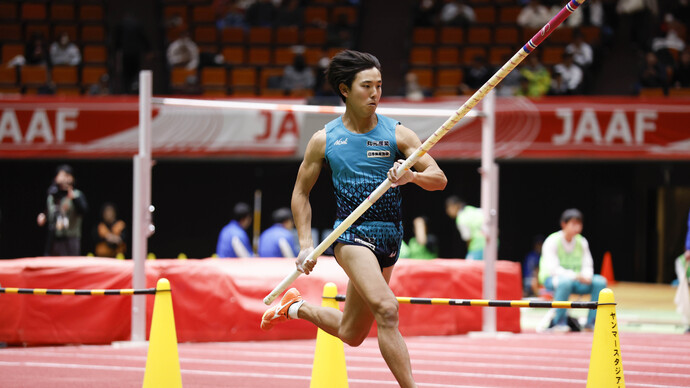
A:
[[325, 114, 403, 223]]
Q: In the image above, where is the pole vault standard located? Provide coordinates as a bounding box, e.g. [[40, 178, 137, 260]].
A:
[[264, 0, 590, 305]]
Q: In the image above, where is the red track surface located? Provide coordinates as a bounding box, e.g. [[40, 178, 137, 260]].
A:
[[1, 332, 689, 387]]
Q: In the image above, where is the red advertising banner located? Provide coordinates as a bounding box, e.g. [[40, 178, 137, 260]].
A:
[[0, 96, 688, 160]]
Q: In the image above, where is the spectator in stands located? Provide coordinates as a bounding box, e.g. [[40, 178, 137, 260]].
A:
[[402, 71, 427, 101], [94, 203, 126, 258], [673, 48, 690, 87], [400, 216, 439, 259], [638, 51, 669, 94], [461, 55, 491, 94], [548, 69, 569, 96], [438, 0, 475, 27], [538, 208, 607, 331], [216, 202, 253, 258], [523, 234, 544, 297], [518, 55, 551, 97], [258, 207, 299, 258], [37, 165, 88, 256], [49, 32, 81, 66], [24, 32, 50, 66], [166, 31, 200, 70], [517, 0, 551, 29], [281, 54, 315, 93], [652, 13, 687, 67], [87, 73, 111, 95], [566, 31, 594, 70], [553, 52, 583, 94], [413, 0, 441, 27], [113, 14, 151, 94], [245, 0, 276, 27], [445, 196, 485, 260], [214, 0, 247, 29], [275, 0, 304, 26]]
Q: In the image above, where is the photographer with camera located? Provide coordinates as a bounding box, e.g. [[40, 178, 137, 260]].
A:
[[37, 165, 88, 256]]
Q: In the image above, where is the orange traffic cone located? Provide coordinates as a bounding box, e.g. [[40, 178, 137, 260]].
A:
[[601, 251, 616, 285]]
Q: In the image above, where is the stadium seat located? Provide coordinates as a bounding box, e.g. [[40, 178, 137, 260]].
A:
[[22, 3, 47, 21], [489, 46, 514, 66], [20, 65, 48, 86], [0, 23, 22, 41], [463, 46, 488, 63], [541, 46, 565, 65], [303, 47, 325, 65], [54, 86, 82, 96], [474, 6, 496, 24], [409, 46, 433, 66], [194, 25, 218, 44], [0, 3, 17, 20], [164, 5, 189, 26], [50, 4, 75, 21], [248, 27, 272, 45], [409, 68, 433, 89], [79, 5, 104, 21], [468, 27, 492, 45], [0, 67, 17, 85], [549, 27, 574, 44], [81, 66, 107, 86], [498, 5, 522, 24], [273, 47, 295, 66], [302, 27, 326, 46], [221, 27, 244, 44], [247, 47, 271, 66], [436, 68, 464, 88], [81, 25, 105, 43], [201, 67, 227, 87], [221, 46, 245, 65], [331, 6, 357, 24], [412, 27, 436, 45], [230, 67, 257, 89], [192, 6, 215, 23], [435, 46, 460, 66], [2, 44, 24, 65], [494, 26, 519, 45], [439, 27, 464, 45], [170, 67, 196, 87], [275, 26, 299, 45], [82, 45, 107, 65], [52, 24, 78, 42], [260, 67, 284, 88], [51, 66, 79, 86], [25, 24, 50, 40], [304, 6, 328, 25]]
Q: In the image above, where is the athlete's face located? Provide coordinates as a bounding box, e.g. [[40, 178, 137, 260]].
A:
[[341, 67, 382, 113]]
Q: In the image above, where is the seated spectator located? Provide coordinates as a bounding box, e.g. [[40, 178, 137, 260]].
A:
[[246, 0, 276, 27], [281, 54, 315, 93], [548, 69, 569, 95], [538, 209, 607, 331], [673, 48, 690, 87], [258, 207, 299, 258], [438, 0, 475, 27], [413, 0, 441, 27], [553, 52, 583, 94], [402, 71, 426, 101], [87, 73, 111, 95], [461, 55, 491, 93], [24, 32, 50, 66], [652, 14, 686, 54], [217, 202, 253, 258], [214, 0, 247, 29], [166, 31, 199, 70], [638, 51, 669, 94], [518, 55, 551, 97], [50, 32, 81, 66], [566, 31, 594, 70], [276, 0, 304, 26], [94, 203, 126, 258], [523, 234, 544, 297], [517, 0, 551, 29]]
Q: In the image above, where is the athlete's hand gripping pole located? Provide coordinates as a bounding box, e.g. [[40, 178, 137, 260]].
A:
[[264, 0, 588, 305]]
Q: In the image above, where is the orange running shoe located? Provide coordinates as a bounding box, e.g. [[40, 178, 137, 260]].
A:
[[260, 288, 303, 330]]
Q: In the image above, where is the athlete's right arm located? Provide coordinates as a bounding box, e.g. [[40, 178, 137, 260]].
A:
[[291, 129, 326, 274]]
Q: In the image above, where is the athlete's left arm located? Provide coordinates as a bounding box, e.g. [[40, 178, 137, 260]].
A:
[[388, 124, 447, 191]]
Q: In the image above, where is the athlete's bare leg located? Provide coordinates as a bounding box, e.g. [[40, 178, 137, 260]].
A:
[[297, 244, 415, 388]]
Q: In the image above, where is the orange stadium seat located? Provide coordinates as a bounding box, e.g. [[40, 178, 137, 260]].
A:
[[489, 46, 514, 66], [435, 46, 460, 66], [81, 25, 105, 43], [0, 3, 17, 20], [50, 4, 75, 21], [247, 47, 271, 66], [0, 67, 17, 85], [201, 67, 227, 87], [463, 46, 488, 63], [260, 67, 284, 88], [21, 65, 48, 86], [303, 47, 325, 66], [412, 27, 436, 45], [467, 27, 492, 45], [164, 5, 189, 25], [221, 27, 244, 44], [273, 47, 295, 66], [580, 25, 601, 44], [248, 27, 272, 45], [53, 24, 78, 41], [51, 66, 79, 86], [331, 6, 356, 24], [474, 6, 496, 24], [0, 23, 22, 41], [230, 67, 257, 88], [2, 44, 24, 65], [541, 46, 565, 65], [275, 26, 299, 45], [79, 5, 104, 21], [439, 27, 464, 45], [304, 6, 328, 25], [82, 45, 107, 65], [498, 5, 522, 24], [170, 67, 197, 87], [194, 25, 218, 44], [409, 68, 433, 89], [81, 66, 107, 86], [549, 27, 574, 44], [436, 68, 463, 88], [302, 27, 326, 46], [192, 6, 215, 23], [221, 46, 245, 65], [22, 3, 47, 21], [494, 26, 519, 45], [409, 46, 433, 66]]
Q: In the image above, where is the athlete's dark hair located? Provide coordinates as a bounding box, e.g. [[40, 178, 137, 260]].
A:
[[325, 50, 381, 103]]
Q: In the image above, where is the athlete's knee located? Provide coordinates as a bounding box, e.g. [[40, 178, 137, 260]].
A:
[[373, 298, 399, 329], [338, 326, 369, 347]]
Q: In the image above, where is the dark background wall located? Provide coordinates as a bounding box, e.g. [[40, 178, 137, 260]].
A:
[[2, 159, 689, 283]]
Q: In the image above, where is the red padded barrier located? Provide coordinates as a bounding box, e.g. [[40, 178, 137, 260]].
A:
[[0, 257, 521, 345]]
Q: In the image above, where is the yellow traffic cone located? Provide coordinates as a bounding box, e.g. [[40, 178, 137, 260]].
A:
[[587, 288, 625, 387], [143, 278, 182, 388], [310, 282, 348, 388]]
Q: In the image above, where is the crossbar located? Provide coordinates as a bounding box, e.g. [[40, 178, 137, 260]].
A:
[[0, 287, 159, 295], [328, 295, 605, 309]]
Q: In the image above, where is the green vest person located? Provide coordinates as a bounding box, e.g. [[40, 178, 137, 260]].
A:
[[539, 208, 607, 331], [446, 196, 485, 260]]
